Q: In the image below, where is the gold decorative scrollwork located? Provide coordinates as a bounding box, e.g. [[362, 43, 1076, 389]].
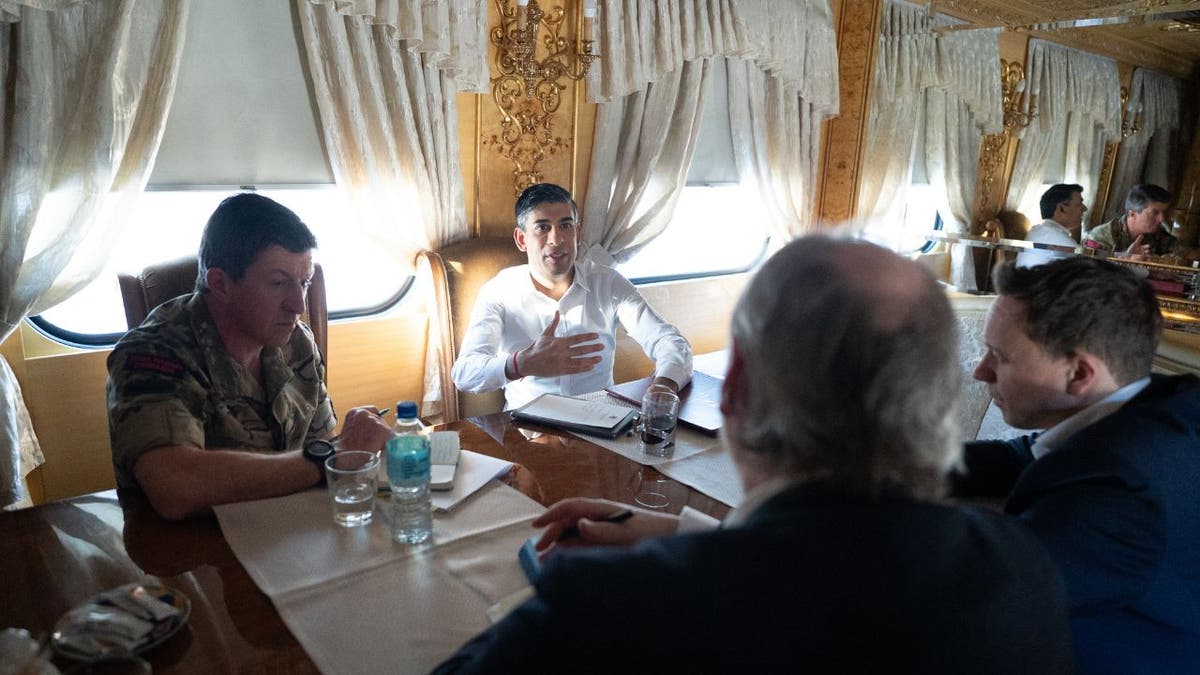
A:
[[487, 0, 599, 196]]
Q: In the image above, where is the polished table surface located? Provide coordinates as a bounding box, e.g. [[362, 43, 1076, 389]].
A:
[[0, 413, 731, 674]]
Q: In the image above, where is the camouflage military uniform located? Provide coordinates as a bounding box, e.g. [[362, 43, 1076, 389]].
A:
[[1084, 214, 1179, 256], [107, 293, 335, 489]]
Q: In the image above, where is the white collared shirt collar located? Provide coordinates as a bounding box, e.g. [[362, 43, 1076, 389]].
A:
[[1031, 377, 1151, 459]]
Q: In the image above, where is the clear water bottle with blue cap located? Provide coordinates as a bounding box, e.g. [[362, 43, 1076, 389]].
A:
[[387, 400, 432, 544]]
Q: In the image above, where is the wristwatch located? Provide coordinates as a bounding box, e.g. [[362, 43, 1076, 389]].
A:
[[302, 439, 335, 485]]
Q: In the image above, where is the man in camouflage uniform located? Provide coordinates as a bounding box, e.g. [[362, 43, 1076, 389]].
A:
[[1084, 184, 1179, 260], [107, 193, 391, 520]]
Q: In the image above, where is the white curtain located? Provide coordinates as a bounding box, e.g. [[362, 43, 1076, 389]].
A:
[[583, 0, 838, 254], [1104, 68, 1184, 221], [0, 0, 188, 508], [1006, 40, 1121, 218], [727, 58, 827, 240], [297, 1, 483, 418], [581, 60, 708, 263], [858, 2, 1001, 288], [857, 2, 935, 224]]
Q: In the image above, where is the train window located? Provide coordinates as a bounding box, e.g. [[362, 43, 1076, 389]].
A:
[[30, 0, 413, 347], [615, 183, 770, 283], [616, 59, 768, 283], [32, 187, 414, 346]]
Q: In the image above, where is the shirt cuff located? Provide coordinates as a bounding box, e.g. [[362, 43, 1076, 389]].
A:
[[676, 506, 720, 533]]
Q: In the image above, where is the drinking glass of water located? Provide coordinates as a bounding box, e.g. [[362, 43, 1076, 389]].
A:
[[639, 389, 680, 457], [325, 451, 379, 527]]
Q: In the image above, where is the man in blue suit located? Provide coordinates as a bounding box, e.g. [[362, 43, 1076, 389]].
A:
[[959, 256, 1200, 673], [435, 237, 1074, 674]]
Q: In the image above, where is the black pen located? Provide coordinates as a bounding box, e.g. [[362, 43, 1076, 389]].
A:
[[377, 408, 390, 417], [559, 508, 634, 541]]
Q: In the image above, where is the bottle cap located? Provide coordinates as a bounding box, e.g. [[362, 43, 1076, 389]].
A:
[[397, 401, 419, 419]]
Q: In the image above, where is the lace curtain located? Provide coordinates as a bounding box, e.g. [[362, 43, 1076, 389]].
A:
[[858, 1, 1001, 288], [582, 0, 838, 258], [1104, 68, 1184, 221], [298, 2, 483, 418], [1006, 40, 1121, 219], [581, 60, 708, 264], [0, 0, 188, 508]]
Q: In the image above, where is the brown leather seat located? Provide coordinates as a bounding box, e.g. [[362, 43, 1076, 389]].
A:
[[117, 255, 329, 369], [417, 237, 526, 422]]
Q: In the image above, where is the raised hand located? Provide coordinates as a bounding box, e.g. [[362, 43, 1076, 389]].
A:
[[1125, 234, 1151, 260], [512, 311, 604, 378]]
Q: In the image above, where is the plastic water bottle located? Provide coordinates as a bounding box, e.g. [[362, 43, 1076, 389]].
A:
[[387, 400, 432, 544]]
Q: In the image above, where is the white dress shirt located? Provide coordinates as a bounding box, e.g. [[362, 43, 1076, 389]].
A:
[[1030, 377, 1151, 459], [451, 259, 693, 409], [1017, 219, 1078, 268]]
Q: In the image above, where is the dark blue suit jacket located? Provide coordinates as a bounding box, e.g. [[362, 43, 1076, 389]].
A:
[[435, 484, 1074, 674], [959, 374, 1200, 674]]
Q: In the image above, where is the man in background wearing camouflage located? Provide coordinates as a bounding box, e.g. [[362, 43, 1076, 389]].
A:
[[107, 193, 391, 520], [1084, 183, 1182, 260]]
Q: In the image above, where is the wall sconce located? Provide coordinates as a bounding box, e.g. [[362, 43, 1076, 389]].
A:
[[1000, 60, 1035, 132], [485, 0, 600, 195], [1120, 87, 1143, 138]]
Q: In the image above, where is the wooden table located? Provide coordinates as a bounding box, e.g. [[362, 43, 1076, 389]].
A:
[[0, 413, 730, 674]]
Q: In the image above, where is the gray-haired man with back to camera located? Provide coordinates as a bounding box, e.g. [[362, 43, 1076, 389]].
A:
[[434, 235, 1074, 674]]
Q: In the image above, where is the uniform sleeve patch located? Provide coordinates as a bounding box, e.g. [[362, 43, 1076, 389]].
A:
[[126, 353, 185, 377]]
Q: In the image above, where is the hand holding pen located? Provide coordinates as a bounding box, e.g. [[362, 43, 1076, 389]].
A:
[[531, 498, 682, 552]]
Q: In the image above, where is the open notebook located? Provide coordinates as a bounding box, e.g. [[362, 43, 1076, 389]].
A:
[[605, 371, 724, 436]]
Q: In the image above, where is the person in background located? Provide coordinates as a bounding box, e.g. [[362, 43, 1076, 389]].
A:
[[107, 193, 392, 520], [434, 236, 1074, 674], [958, 256, 1200, 673], [1017, 183, 1086, 268], [1084, 183, 1179, 260], [451, 183, 691, 409]]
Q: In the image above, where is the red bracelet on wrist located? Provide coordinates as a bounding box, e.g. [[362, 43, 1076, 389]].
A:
[[511, 348, 523, 379]]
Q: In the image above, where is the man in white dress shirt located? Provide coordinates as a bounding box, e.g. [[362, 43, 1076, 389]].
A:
[[1016, 183, 1086, 268], [451, 183, 692, 409]]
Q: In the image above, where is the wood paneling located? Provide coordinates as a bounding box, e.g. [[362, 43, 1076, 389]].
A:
[[817, 0, 883, 224]]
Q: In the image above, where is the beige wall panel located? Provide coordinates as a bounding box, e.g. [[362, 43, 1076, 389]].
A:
[[325, 315, 428, 422], [22, 350, 114, 501], [612, 274, 749, 384]]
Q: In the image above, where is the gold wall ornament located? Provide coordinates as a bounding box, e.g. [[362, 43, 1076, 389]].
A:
[[1119, 85, 1144, 138], [486, 0, 600, 196], [999, 60, 1035, 131]]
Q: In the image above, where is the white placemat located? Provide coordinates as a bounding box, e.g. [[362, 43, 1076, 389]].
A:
[[215, 481, 544, 674], [565, 391, 720, 466], [655, 443, 744, 508]]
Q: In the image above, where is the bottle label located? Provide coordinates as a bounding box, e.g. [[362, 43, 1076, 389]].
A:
[[386, 435, 430, 483]]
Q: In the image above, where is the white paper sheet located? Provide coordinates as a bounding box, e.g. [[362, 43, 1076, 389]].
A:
[[431, 449, 513, 511], [215, 481, 544, 674], [567, 391, 719, 466]]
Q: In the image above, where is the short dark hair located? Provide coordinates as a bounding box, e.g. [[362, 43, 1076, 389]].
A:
[[993, 257, 1162, 384], [1125, 184, 1173, 213], [197, 193, 317, 291], [514, 183, 578, 230], [1039, 184, 1082, 220]]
